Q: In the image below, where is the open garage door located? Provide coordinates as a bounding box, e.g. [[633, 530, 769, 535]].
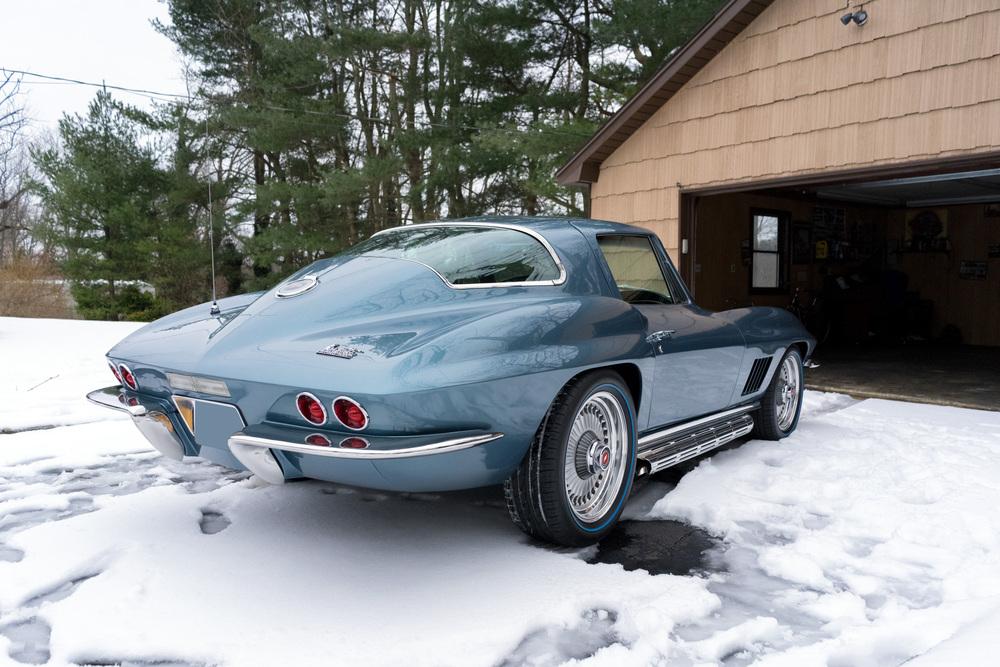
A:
[[683, 165, 1000, 411]]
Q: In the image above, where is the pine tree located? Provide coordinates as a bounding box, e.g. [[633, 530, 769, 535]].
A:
[[33, 92, 167, 319]]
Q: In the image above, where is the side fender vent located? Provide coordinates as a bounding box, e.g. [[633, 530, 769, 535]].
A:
[[742, 356, 773, 396]]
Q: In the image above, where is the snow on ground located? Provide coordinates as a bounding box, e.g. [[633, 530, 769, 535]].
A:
[[0, 317, 143, 433], [1, 315, 999, 665], [649, 394, 1000, 666]]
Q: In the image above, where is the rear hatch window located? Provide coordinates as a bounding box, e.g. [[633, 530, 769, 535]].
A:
[[352, 225, 562, 286]]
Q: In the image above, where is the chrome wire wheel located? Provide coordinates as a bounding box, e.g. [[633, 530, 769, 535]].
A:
[[775, 353, 802, 431], [563, 390, 629, 524]]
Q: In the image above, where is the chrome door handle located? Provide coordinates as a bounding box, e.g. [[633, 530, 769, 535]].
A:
[[646, 330, 676, 344]]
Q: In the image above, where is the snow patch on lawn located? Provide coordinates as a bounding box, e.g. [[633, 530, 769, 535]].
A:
[[0, 317, 143, 432]]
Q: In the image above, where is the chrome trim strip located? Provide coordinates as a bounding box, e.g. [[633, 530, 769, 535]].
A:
[[646, 416, 754, 474], [638, 404, 757, 450], [228, 431, 504, 460], [86, 386, 147, 417], [370, 222, 567, 289]]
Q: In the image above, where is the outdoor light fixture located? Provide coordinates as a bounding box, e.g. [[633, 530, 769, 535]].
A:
[[840, 6, 868, 26]]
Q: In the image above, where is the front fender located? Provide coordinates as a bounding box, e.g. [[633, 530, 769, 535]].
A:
[[717, 306, 815, 360]]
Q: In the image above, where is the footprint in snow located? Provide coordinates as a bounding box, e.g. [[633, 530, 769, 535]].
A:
[[198, 508, 231, 535], [0, 544, 25, 562], [22, 572, 102, 608], [498, 609, 619, 666], [0, 617, 51, 665]]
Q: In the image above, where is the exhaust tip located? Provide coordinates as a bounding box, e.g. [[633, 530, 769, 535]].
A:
[[229, 441, 286, 485]]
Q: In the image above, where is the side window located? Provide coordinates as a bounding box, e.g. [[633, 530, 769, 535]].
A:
[[750, 210, 788, 291], [597, 235, 674, 305]]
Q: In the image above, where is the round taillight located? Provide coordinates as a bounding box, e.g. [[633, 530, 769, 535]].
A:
[[119, 364, 138, 390], [109, 362, 122, 384], [333, 397, 368, 430], [296, 393, 327, 425], [339, 437, 369, 449], [305, 433, 332, 447]]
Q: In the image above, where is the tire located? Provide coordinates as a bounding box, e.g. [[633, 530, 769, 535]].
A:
[[504, 370, 637, 547], [753, 347, 804, 440]]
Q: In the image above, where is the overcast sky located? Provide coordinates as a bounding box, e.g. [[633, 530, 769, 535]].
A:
[[0, 1, 187, 133]]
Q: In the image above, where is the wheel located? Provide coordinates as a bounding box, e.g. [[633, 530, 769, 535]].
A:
[[753, 347, 804, 440], [504, 371, 637, 547]]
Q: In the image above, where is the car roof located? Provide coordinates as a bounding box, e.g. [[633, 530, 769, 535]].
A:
[[374, 216, 664, 297], [444, 215, 656, 238]]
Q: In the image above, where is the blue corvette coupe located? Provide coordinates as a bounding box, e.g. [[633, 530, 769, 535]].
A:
[[89, 217, 814, 546]]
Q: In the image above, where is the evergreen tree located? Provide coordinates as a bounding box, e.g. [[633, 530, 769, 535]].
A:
[[33, 93, 228, 319], [33, 92, 167, 319], [32, 1, 730, 318]]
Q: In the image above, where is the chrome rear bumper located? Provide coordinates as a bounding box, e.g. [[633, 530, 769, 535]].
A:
[[227, 431, 504, 485], [86, 386, 186, 461], [88, 385, 505, 484], [86, 385, 149, 416]]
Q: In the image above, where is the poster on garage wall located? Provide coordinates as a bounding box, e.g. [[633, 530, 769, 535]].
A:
[[905, 208, 949, 251], [959, 260, 987, 280]]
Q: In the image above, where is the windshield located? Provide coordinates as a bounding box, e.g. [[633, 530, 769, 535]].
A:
[[348, 225, 562, 286]]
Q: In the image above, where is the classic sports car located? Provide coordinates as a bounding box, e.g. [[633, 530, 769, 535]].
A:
[[89, 217, 814, 546]]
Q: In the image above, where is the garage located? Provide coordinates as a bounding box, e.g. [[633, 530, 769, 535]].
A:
[[684, 162, 1000, 409], [557, 0, 1000, 409]]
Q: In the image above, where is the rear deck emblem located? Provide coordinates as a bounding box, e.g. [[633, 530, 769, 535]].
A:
[[317, 344, 359, 359]]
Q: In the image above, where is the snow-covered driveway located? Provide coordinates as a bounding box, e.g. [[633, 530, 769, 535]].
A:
[[2, 317, 999, 666]]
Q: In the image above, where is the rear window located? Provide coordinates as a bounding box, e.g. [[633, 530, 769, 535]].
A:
[[350, 225, 562, 286]]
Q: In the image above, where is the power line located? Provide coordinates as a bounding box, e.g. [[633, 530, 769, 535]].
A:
[[6, 69, 194, 103], [3, 67, 594, 139]]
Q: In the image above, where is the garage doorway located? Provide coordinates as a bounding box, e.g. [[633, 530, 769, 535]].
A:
[[682, 164, 1000, 411]]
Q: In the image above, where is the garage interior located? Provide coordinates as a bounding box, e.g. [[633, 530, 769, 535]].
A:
[[686, 166, 1000, 410]]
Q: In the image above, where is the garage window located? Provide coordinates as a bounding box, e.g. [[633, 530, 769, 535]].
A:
[[750, 210, 788, 291]]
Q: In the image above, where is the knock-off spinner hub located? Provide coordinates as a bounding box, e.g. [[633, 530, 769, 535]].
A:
[[575, 431, 611, 476], [594, 445, 612, 472]]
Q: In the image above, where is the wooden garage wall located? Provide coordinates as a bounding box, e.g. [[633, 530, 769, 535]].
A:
[[887, 206, 1000, 346], [694, 194, 1000, 345], [589, 0, 1000, 262], [693, 192, 890, 311]]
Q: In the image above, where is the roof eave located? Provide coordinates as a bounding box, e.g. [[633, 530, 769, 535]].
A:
[[556, 0, 773, 187]]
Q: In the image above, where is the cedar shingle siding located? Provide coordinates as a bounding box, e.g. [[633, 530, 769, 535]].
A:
[[579, 0, 1000, 261]]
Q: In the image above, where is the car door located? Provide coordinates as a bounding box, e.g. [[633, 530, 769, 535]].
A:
[[594, 234, 745, 429]]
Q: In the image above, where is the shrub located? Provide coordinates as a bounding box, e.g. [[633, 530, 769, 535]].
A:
[[0, 258, 77, 319]]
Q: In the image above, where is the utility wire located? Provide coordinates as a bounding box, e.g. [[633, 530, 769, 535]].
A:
[[3, 67, 594, 139], [5, 69, 194, 103]]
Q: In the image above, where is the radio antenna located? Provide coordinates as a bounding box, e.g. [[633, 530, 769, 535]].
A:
[[206, 118, 220, 316]]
